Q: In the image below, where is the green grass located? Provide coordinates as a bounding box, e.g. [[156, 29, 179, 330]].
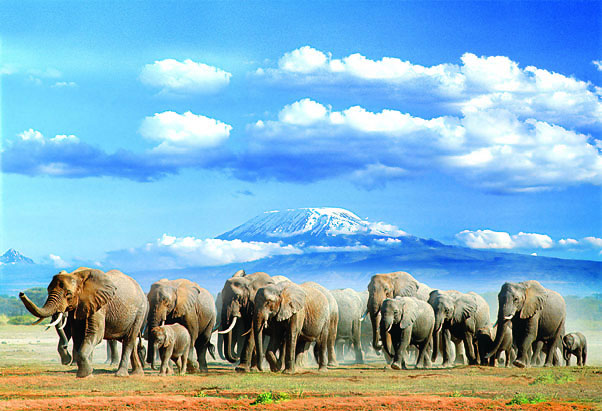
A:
[[530, 370, 576, 385], [506, 393, 547, 405], [250, 391, 291, 405]]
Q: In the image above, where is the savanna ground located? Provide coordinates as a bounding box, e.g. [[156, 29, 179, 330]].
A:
[[0, 325, 601, 410]]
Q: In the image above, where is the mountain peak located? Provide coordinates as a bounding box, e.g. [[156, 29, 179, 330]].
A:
[[0, 249, 34, 265], [218, 207, 407, 245]]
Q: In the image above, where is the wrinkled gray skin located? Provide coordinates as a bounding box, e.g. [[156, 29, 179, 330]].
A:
[[367, 272, 426, 353], [486, 280, 566, 368], [219, 270, 278, 372], [151, 323, 191, 375], [380, 297, 434, 369], [476, 323, 515, 367], [214, 291, 243, 361], [146, 279, 216, 372], [305, 282, 339, 367], [253, 281, 330, 374], [20, 268, 147, 378], [331, 288, 364, 364], [428, 290, 490, 367], [563, 332, 587, 366]]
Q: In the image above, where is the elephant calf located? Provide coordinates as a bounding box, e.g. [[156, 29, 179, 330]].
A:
[[563, 332, 587, 366], [380, 296, 434, 370], [151, 324, 191, 376], [476, 324, 514, 367]]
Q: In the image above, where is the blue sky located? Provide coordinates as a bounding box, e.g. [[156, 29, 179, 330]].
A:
[[1, 1, 601, 268]]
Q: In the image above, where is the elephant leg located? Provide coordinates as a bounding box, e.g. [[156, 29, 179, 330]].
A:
[[109, 340, 120, 366], [327, 323, 337, 368], [195, 326, 213, 373], [317, 329, 329, 372], [76, 316, 104, 378], [159, 345, 174, 376], [454, 339, 466, 365], [441, 329, 452, 368], [335, 340, 345, 362], [283, 329, 299, 374], [352, 320, 364, 364], [581, 348, 587, 366], [181, 347, 189, 375], [463, 333, 478, 365], [514, 320, 537, 368]]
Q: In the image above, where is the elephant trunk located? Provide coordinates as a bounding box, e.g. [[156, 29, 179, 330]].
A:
[[146, 307, 164, 369], [370, 310, 382, 351], [253, 315, 265, 371], [379, 317, 394, 358], [19, 291, 60, 318], [222, 310, 240, 363], [431, 314, 443, 361], [485, 317, 508, 359]]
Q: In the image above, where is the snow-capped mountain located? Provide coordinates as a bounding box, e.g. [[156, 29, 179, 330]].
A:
[[0, 249, 34, 265], [218, 207, 411, 246]]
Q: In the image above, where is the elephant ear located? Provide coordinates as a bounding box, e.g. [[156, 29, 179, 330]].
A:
[[395, 274, 419, 297], [165, 329, 174, 348], [173, 281, 200, 318], [453, 294, 478, 324], [520, 280, 547, 319], [399, 299, 418, 329], [232, 269, 246, 278], [276, 285, 306, 322], [74, 269, 117, 320]]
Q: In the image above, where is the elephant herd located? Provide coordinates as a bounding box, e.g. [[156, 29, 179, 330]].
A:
[[18, 267, 586, 378]]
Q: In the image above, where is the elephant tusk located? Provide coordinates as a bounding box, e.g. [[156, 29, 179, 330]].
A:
[[57, 315, 68, 330], [45, 312, 63, 330], [386, 324, 392, 333], [217, 316, 237, 335], [504, 315, 513, 320], [241, 328, 252, 337], [30, 317, 44, 326], [360, 311, 368, 322]]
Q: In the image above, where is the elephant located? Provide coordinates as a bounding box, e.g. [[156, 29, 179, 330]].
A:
[[562, 332, 587, 366], [428, 290, 490, 367], [476, 323, 515, 367], [366, 271, 427, 353], [380, 296, 434, 369], [253, 281, 331, 374], [151, 323, 191, 375], [305, 282, 339, 367], [331, 288, 364, 364], [486, 280, 566, 368], [146, 278, 216, 372], [218, 270, 281, 372], [20, 267, 147, 378]]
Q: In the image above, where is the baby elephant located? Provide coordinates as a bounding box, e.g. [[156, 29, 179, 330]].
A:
[[563, 332, 587, 366], [380, 296, 435, 370], [151, 324, 191, 376]]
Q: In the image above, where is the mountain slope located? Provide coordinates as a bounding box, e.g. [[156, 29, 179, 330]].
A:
[[0, 249, 34, 265]]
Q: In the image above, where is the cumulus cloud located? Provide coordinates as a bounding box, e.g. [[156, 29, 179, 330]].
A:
[[139, 111, 232, 154], [456, 229, 554, 249], [258, 47, 602, 130], [559, 236, 602, 250], [140, 59, 231, 94], [239, 99, 601, 192], [2, 121, 233, 181], [594, 60, 602, 72], [49, 254, 69, 268], [105, 234, 301, 270]]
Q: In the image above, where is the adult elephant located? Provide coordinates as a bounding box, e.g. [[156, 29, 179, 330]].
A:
[[20, 268, 147, 378], [146, 278, 216, 372], [331, 288, 364, 364], [253, 281, 330, 374], [218, 270, 284, 372], [428, 290, 490, 367], [486, 280, 566, 368], [305, 282, 338, 367], [367, 271, 426, 352], [380, 296, 434, 369]]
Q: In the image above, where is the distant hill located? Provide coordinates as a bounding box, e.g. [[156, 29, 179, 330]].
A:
[[0, 249, 34, 265], [1, 208, 600, 297]]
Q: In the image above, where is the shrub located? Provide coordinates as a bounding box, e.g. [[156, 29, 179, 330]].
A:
[[531, 371, 576, 385], [251, 392, 290, 406], [507, 393, 547, 405]]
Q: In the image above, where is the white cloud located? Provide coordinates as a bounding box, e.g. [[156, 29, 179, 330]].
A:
[[246, 99, 601, 192], [258, 47, 602, 130], [594, 60, 602, 72], [107, 234, 302, 270], [456, 229, 553, 249], [49, 254, 69, 268], [52, 81, 77, 88], [368, 221, 408, 237], [306, 245, 370, 253], [139, 111, 232, 153], [140, 59, 231, 94], [18, 129, 45, 142], [583, 236, 602, 248], [559, 238, 579, 246]]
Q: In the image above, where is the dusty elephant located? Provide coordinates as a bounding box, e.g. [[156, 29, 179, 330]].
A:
[[486, 280, 566, 368], [476, 323, 515, 367], [253, 281, 331, 374], [20, 268, 147, 378], [218, 270, 284, 372], [305, 282, 339, 367], [380, 296, 434, 369], [146, 278, 216, 372], [331, 288, 364, 364], [563, 332, 587, 366], [428, 290, 490, 367], [366, 271, 429, 353], [151, 323, 191, 375]]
